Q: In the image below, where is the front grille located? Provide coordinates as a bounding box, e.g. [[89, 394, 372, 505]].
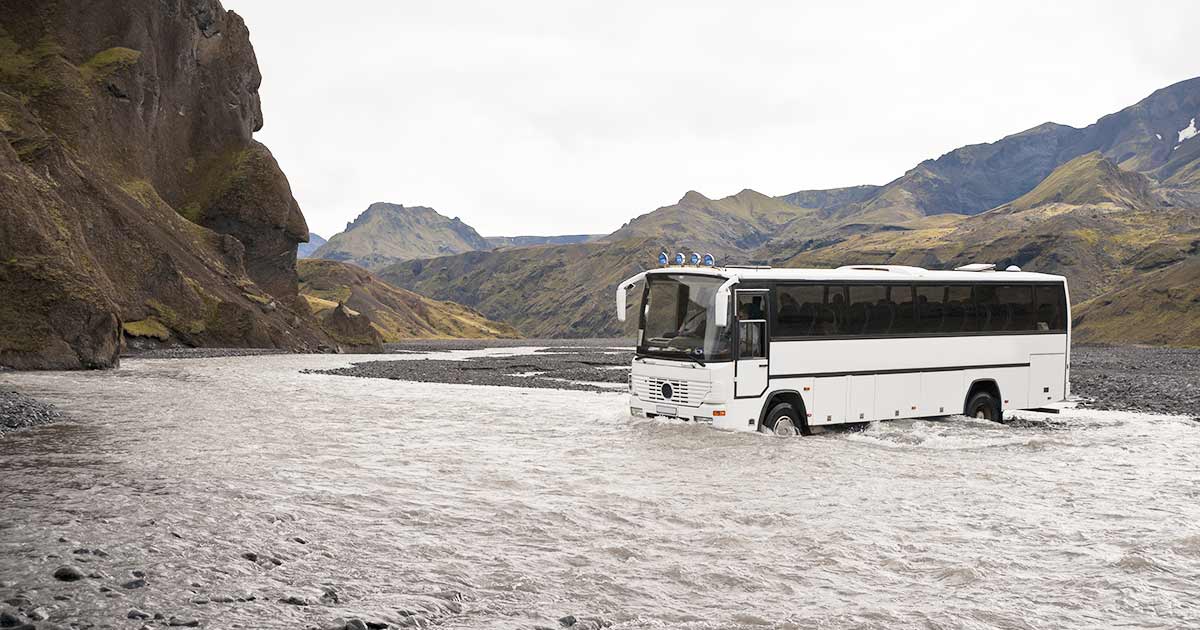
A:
[[632, 375, 710, 407]]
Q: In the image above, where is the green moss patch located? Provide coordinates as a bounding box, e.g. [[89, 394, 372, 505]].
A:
[[122, 318, 171, 341], [119, 179, 160, 209], [80, 47, 142, 82]]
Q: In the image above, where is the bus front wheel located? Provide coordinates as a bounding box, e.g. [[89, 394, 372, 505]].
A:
[[763, 403, 801, 437], [965, 391, 1002, 422]]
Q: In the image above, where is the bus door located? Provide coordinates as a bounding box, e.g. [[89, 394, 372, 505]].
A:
[[735, 290, 769, 398]]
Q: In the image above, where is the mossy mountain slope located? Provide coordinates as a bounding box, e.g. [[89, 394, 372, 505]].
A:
[[605, 189, 818, 258], [313, 202, 492, 270], [1072, 256, 1200, 347], [380, 238, 669, 338], [299, 259, 519, 341], [0, 0, 331, 368]]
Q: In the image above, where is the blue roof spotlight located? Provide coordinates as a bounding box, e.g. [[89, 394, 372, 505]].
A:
[[689, 252, 701, 266], [658, 251, 669, 266], [673, 252, 685, 265], [702, 253, 715, 267]]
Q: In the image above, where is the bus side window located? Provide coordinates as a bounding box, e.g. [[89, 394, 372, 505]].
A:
[[999, 285, 1034, 331], [916, 285, 945, 333], [1034, 284, 1065, 331], [974, 284, 998, 332], [945, 286, 973, 332], [776, 285, 823, 337], [891, 285, 917, 334]]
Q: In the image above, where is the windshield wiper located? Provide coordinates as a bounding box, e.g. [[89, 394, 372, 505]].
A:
[[648, 347, 705, 367]]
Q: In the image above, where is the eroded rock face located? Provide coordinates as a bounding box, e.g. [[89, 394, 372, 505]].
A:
[[0, 0, 327, 368]]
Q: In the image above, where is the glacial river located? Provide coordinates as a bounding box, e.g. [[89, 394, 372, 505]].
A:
[[2, 351, 1199, 629]]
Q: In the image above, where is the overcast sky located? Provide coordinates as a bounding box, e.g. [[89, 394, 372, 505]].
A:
[[230, 1, 1198, 239]]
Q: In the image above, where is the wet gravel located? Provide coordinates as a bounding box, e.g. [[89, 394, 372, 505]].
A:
[[309, 350, 632, 392], [381, 338, 631, 353], [1071, 345, 1200, 417], [0, 389, 65, 435]]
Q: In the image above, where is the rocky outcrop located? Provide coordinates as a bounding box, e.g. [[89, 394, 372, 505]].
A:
[[0, 0, 330, 368], [313, 302, 383, 353]]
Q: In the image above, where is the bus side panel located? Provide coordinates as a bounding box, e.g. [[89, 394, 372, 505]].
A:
[[963, 366, 1029, 411], [811, 376, 848, 426], [849, 375, 875, 423], [921, 371, 963, 417], [1029, 353, 1067, 406], [875, 372, 921, 420]]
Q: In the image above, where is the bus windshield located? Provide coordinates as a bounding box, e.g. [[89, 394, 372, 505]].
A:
[[638, 274, 732, 362]]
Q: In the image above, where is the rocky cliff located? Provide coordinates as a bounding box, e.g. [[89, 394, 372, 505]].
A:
[[0, 0, 332, 368]]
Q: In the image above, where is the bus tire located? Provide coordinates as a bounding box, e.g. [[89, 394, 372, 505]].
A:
[[763, 402, 801, 437], [965, 391, 1002, 422]]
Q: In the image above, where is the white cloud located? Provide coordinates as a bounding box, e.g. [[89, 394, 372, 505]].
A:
[[230, 0, 1200, 238]]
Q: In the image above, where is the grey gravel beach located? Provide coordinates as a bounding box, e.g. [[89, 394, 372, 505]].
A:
[[0, 389, 65, 435], [1070, 345, 1199, 417]]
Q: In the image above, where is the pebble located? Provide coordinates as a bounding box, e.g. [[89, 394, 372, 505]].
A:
[[127, 609, 151, 620], [122, 578, 147, 590], [0, 610, 23, 627], [25, 608, 47, 621], [279, 595, 309, 606], [52, 565, 85, 582], [167, 616, 200, 627]]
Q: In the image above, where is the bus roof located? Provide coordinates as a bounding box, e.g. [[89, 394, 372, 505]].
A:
[[645, 264, 1066, 283]]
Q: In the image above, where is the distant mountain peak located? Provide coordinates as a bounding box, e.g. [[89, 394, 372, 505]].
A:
[[680, 190, 710, 204], [314, 202, 491, 270]]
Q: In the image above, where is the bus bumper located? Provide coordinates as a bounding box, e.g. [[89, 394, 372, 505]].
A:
[[629, 395, 748, 432]]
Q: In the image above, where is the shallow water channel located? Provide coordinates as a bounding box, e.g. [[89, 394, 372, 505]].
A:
[[2, 350, 1199, 629]]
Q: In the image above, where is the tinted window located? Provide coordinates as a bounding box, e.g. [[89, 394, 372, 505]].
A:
[[1034, 284, 1067, 332], [844, 285, 885, 335], [944, 285, 974, 332], [890, 285, 917, 334], [775, 285, 825, 337], [915, 285, 946, 333], [998, 285, 1034, 331]]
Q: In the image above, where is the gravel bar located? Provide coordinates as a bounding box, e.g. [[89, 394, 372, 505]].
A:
[[1071, 345, 1199, 417], [308, 350, 633, 392], [0, 389, 66, 435]]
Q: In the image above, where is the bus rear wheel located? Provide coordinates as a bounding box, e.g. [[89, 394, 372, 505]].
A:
[[762, 402, 801, 437], [965, 391, 1002, 422]]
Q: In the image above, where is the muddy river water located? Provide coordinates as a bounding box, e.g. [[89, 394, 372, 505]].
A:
[[2, 350, 1199, 629]]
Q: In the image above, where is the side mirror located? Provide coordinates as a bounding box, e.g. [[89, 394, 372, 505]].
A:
[[713, 278, 737, 328], [615, 272, 646, 322]]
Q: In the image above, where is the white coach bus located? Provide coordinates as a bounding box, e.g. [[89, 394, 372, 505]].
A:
[[616, 254, 1070, 436]]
